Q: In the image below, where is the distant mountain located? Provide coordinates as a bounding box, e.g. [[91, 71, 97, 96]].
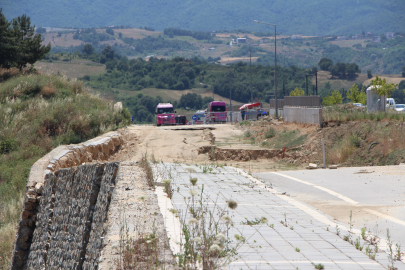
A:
[[1, 0, 404, 36]]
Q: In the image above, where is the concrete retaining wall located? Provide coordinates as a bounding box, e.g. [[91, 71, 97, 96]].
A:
[[283, 107, 322, 126], [10, 131, 124, 270]]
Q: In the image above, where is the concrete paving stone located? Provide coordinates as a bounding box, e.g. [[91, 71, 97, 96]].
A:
[[160, 163, 397, 270]]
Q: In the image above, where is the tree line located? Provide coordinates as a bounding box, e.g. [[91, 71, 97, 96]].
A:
[[0, 9, 50, 70], [318, 57, 360, 78], [163, 28, 214, 40]]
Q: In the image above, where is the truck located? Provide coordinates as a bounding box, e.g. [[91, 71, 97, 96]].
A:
[[155, 103, 176, 126], [206, 101, 227, 123]]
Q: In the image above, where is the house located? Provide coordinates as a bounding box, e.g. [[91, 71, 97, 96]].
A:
[[337, 36, 347, 40], [351, 34, 361, 39], [373, 36, 381, 43], [385, 32, 394, 39], [208, 47, 215, 51], [291, 35, 302, 40], [365, 32, 374, 38], [260, 38, 269, 44], [236, 38, 247, 44]]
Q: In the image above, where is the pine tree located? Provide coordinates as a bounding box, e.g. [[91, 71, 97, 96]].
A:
[[10, 14, 51, 70]]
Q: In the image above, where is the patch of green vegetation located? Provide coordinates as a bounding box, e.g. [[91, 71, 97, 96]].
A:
[[272, 130, 307, 149], [0, 72, 130, 267]]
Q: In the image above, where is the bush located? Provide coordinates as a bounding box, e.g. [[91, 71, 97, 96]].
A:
[[264, 127, 276, 138]]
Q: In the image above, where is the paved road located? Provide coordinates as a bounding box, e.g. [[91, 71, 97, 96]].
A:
[[254, 165, 405, 249], [154, 163, 405, 270]]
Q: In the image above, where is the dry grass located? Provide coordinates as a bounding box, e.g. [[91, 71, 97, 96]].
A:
[[316, 71, 369, 91], [42, 33, 83, 47], [0, 71, 131, 268], [115, 234, 160, 270], [41, 86, 57, 96], [0, 194, 24, 269], [114, 29, 157, 39], [35, 60, 106, 79], [363, 76, 404, 86]]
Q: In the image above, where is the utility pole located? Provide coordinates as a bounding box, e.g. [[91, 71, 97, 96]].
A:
[[229, 83, 232, 122], [250, 46, 253, 103], [315, 70, 318, 95]]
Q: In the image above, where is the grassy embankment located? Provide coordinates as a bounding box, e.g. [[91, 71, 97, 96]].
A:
[[0, 68, 131, 268]]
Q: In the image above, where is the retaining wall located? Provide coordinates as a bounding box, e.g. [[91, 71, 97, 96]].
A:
[[10, 131, 124, 270], [283, 107, 323, 126]]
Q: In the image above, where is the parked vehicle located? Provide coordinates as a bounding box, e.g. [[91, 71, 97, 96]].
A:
[[175, 115, 187, 125], [155, 103, 176, 126], [195, 110, 206, 124], [353, 103, 365, 107], [206, 101, 227, 123], [394, 104, 405, 112], [387, 98, 396, 108]]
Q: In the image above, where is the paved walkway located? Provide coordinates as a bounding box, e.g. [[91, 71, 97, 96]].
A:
[[154, 163, 405, 270]]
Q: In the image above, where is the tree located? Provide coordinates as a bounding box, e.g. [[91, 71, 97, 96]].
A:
[[10, 14, 51, 70], [0, 9, 15, 68], [106, 27, 114, 35], [35, 27, 46, 33], [402, 66, 405, 78], [101, 45, 115, 61], [367, 69, 372, 79], [289, 87, 305, 96], [346, 63, 360, 78], [322, 90, 343, 106], [335, 62, 346, 77], [346, 84, 366, 105], [370, 76, 397, 98], [81, 44, 94, 57], [318, 57, 333, 71], [0, 10, 50, 70]]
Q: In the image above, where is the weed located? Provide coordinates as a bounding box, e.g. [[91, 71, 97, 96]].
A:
[[335, 225, 340, 236], [355, 237, 363, 251], [244, 130, 252, 138], [361, 227, 366, 240], [241, 217, 268, 225], [239, 120, 250, 126], [395, 244, 402, 261], [365, 245, 376, 260], [312, 263, 324, 269], [177, 185, 245, 269], [295, 247, 300, 252], [140, 154, 155, 188], [163, 179, 173, 198], [264, 127, 276, 138], [386, 229, 397, 270], [290, 226, 294, 230], [269, 224, 274, 229]]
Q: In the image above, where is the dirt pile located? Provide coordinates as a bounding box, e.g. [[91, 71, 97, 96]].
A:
[[198, 146, 303, 162]]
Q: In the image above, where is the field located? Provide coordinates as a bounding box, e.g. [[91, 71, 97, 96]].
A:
[[113, 28, 157, 39], [43, 32, 83, 47], [35, 60, 106, 79]]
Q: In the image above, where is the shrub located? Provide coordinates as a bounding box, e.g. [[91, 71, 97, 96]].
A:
[[264, 127, 276, 138]]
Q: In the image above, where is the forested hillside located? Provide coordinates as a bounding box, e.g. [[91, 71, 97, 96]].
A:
[[2, 0, 405, 35]]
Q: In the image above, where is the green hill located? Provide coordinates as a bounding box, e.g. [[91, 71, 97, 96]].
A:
[[2, 0, 405, 35], [0, 70, 130, 268]]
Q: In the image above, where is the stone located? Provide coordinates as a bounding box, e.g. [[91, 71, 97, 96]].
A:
[[35, 183, 44, 194], [308, 163, 317, 169], [329, 165, 338, 169]]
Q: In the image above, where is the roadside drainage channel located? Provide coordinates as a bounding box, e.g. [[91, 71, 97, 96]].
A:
[[10, 131, 124, 270]]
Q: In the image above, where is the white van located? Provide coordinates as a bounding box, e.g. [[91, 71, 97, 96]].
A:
[[387, 98, 395, 108]]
